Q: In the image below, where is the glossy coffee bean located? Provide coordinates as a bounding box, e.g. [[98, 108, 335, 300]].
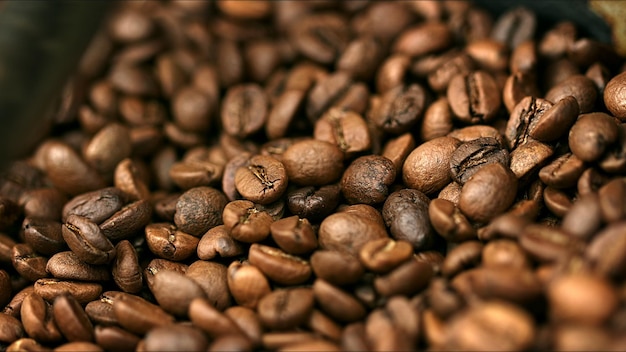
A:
[[450, 137, 510, 185], [569, 112, 619, 162], [185, 260, 231, 311], [197, 225, 244, 260], [382, 189, 434, 249], [235, 155, 288, 205], [227, 261, 271, 309], [221, 84, 268, 138], [447, 71, 501, 124], [282, 140, 344, 186], [62, 215, 116, 265], [46, 251, 110, 282], [248, 244, 311, 285], [403, 136, 461, 195], [52, 294, 94, 342], [458, 163, 518, 223], [286, 184, 341, 221], [222, 200, 273, 243]]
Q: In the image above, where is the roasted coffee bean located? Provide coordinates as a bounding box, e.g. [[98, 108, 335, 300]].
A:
[[314, 108, 371, 156], [442, 241, 483, 278], [394, 22, 452, 57], [374, 259, 434, 297], [318, 206, 388, 256], [150, 269, 206, 317], [144, 259, 188, 290], [19, 188, 66, 221], [429, 198, 476, 243], [403, 136, 461, 195], [111, 240, 142, 293], [270, 216, 317, 255], [382, 188, 434, 249], [539, 152, 586, 189], [84, 123, 132, 174], [509, 140, 554, 181], [224, 306, 263, 346], [577, 167, 611, 195], [519, 224, 585, 263], [100, 199, 152, 242], [34, 279, 102, 304], [286, 184, 340, 221], [94, 325, 140, 352], [174, 187, 227, 237], [2, 285, 32, 318], [0, 269, 11, 308], [112, 293, 175, 336], [310, 250, 364, 286], [505, 97, 553, 149], [189, 297, 244, 338], [371, 84, 428, 134], [145, 223, 199, 261], [502, 71, 540, 113], [0, 313, 23, 344], [452, 267, 542, 306], [547, 273, 618, 325], [604, 71, 626, 119], [376, 54, 410, 94], [52, 294, 93, 342], [46, 251, 110, 282], [11, 244, 48, 282], [447, 71, 501, 124], [545, 74, 598, 113], [222, 200, 273, 243], [586, 221, 626, 279], [235, 155, 288, 205], [337, 35, 383, 81], [185, 260, 231, 311], [491, 7, 536, 49], [221, 84, 268, 138], [248, 244, 311, 285], [459, 163, 518, 223], [450, 137, 510, 185], [306, 71, 352, 122], [359, 238, 413, 273], [313, 279, 366, 323], [569, 112, 619, 162], [257, 287, 314, 330], [290, 13, 350, 65], [197, 225, 244, 260], [266, 90, 306, 140], [62, 215, 115, 265], [444, 301, 535, 350], [114, 158, 150, 201], [62, 187, 125, 224], [227, 261, 271, 309], [282, 139, 344, 186], [561, 193, 603, 240], [482, 239, 530, 269], [341, 155, 395, 205], [21, 292, 62, 344], [142, 324, 208, 352], [263, 332, 319, 351]]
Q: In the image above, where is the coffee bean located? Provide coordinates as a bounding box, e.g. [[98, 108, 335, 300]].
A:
[[100, 199, 152, 242], [189, 297, 244, 338], [509, 140, 554, 181], [222, 200, 273, 243], [11, 244, 48, 282], [341, 155, 395, 205], [403, 136, 462, 195], [290, 13, 350, 65], [447, 71, 501, 124], [450, 137, 510, 185], [306, 72, 352, 123], [208, 335, 254, 352], [282, 139, 344, 186], [604, 71, 626, 119], [427, 51, 475, 93], [62, 187, 126, 224], [221, 84, 268, 138], [562, 193, 603, 240], [491, 7, 536, 49], [358, 238, 413, 274], [482, 239, 530, 269], [257, 288, 314, 330], [263, 332, 319, 351], [286, 184, 340, 221], [186, 261, 231, 311], [266, 90, 306, 140], [34, 279, 102, 304], [444, 301, 535, 350], [310, 250, 364, 286], [269, 216, 317, 255], [224, 306, 263, 346], [546, 75, 598, 113], [150, 269, 206, 317], [337, 36, 383, 81], [458, 163, 518, 223], [84, 123, 132, 174], [318, 206, 388, 256], [502, 71, 540, 113], [94, 325, 140, 351], [235, 155, 288, 205], [145, 223, 199, 261], [519, 224, 585, 263], [394, 22, 452, 57], [112, 293, 175, 335], [114, 158, 150, 201], [62, 215, 115, 265], [144, 258, 188, 290], [20, 293, 62, 344], [382, 189, 434, 249], [142, 324, 208, 352], [46, 251, 110, 282], [197, 225, 244, 260], [569, 112, 619, 162], [0, 313, 23, 344], [539, 152, 586, 189], [371, 84, 428, 134], [314, 108, 371, 156], [313, 279, 366, 323], [248, 243, 311, 285], [52, 294, 94, 342], [374, 259, 434, 297], [227, 261, 270, 309], [452, 267, 542, 306], [429, 198, 476, 243], [111, 240, 142, 293], [442, 241, 483, 278], [586, 221, 626, 279]]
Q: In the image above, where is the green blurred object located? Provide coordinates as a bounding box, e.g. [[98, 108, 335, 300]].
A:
[[0, 0, 110, 166]]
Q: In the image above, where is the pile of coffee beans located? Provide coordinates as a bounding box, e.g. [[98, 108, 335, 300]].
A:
[[2, 1, 626, 350]]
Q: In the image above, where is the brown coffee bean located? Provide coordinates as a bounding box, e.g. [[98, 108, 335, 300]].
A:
[[100, 199, 152, 242], [403, 136, 462, 195], [144, 259, 188, 290], [569, 112, 619, 162], [426, 51, 475, 93], [111, 240, 142, 294], [604, 71, 626, 119], [3, 285, 33, 318], [208, 335, 254, 352], [482, 239, 530, 269], [505, 96, 554, 149], [453, 267, 542, 306], [459, 163, 518, 223], [0, 269, 12, 309], [248, 243, 311, 285], [313, 279, 366, 323], [545, 74, 598, 113], [221, 84, 268, 138], [548, 273, 618, 325], [169, 160, 224, 191], [539, 152, 586, 189], [269, 216, 317, 255], [94, 325, 140, 352], [502, 71, 540, 113], [0, 234, 17, 264], [52, 294, 93, 342], [224, 306, 262, 346], [282, 139, 344, 186], [62, 215, 115, 265], [318, 207, 388, 256], [83, 123, 132, 174], [577, 167, 611, 196], [600, 123, 626, 173], [266, 90, 306, 140], [381, 189, 433, 249], [543, 186, 574, 217], [310, 250, 364, 286], [290, 13, 349, 65], [189, 298, 244, 338], [314, 108, 371, 156], [257, 288, 314, 330], [491, 6, 536, 48], [531, 96, 580, 143], [186, 261, 231, 311], [305, 71, 352, 122], [466, 39, 509, 71], [539, 21, 576, 58], [448, 125, 505, 145], [171, 87, 212, 133], [374, 259, 434, 297], [376, 54, 410, 94], [341, 155, 395, 205], [227, 261, 271, 309], [19, 188, 65, 221], [519, 224, 585, 263], [46, 251, 110, 282], [450, 137, 510, 185], [561, 193, 603, 240], [142, 324, 208, 352], [371, 84, 428, 134], [235, 155, 288, 205], [509, 140, 554, 181], [113, 294, 175, 336], [145, 223, 199, 261], [0, 313, 23, 344], [114, 158, 150, 201], [11, 244, 48, 282], [286, 184, 341, 221], [586, 221, 626, 279], [173, 187, 227, 237], [359, 238, 413, 274], [222, 200, 273, 243], [62, 187, 126, 224], [444, 301, 535, 350], [21, 293, 62, 344], [429, 198, 476, 243], [34, 279, 102, 304], [442, 241, 483, 278], [394, 22, 452, 57], [447, 71, 501, 124], [337, 35, 383, 81], [263, 332, 319, 351], [197, 225, 244, 260], [150, 270, 206, 317]]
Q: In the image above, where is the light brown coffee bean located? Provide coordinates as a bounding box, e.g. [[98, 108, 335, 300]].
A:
[[313, 279, 366, 323], [227, 261, 271, 309], [197, 225, 244, 260], [282, 139, 344, 186], [310, 250, 364, 286], [34, 279, 102, 304], [403, 136, 462, 195], [248, 244, 311, 285], [235, 155, 288, 205], [186, 260, 231, 311]]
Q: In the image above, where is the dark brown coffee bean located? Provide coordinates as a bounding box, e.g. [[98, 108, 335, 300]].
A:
[[466, 39, 509, 71], [114, 159, 150, 201], [450, 137, 510, 185], [505, 96, 553, 149], [382, 188, 433, 249], [562, 193, 603, 240], [169, 160, 224, 191], [543, 186, 574, 217], [11, 244, 48, 282], [598, 178, 626, 222], [318, 207, 388, 256], [46, 251, 110, 282], [109, 63, 159, 97], [547, 273, 618, 325], [569, 112, 619, 162], [310, 250, 364, 286], [282, 139, 344, 186], [502, 71, 540, 113], [62, 215, 115, 265], [62, 187, 125, 224], [197, 225, 244, 260], [208, 335, 254, 352], [577, 167, 611, 196], [290, 13, 350, 65], [153, 193, 180, 222], [100, 199, 152, 242], [393, 22, 452, 57], [227, 261, 271, 309], [21, 292, 62, 344], [374, 259, 434, 297], [83, 123, 132, 174], [459, 163, 518, 223], [341, 155, 395, 205], [403, 136, 462, 195], [447, 71, 501, 124], [52, 294, 93, 342], [144, 259, 188, 291], [221, 84, 268, 138], [491, 7, 536, 49], [248, 243, 311, 285], [2, 285, 32, 318], [0, 269, 12, 309], [145, 223, 199, 261], [519, 224, 585, 263], [18, 188, 65, 221], [35, 141, 106, 196], [287, 184, 341, 221], [111, 240, 142, 294], [604, 71, 626, 119], [235, 155, 288, 205], [539, 21, 576, 58], [371, 84, 428, 134], [444, 301, 535, 350], [113, 294, 175, 336], [337, 35, 383, 81], [539, 152, 586, 189], [0, 234, 17, 264], [600, 123, 626, 173], [172, 86, 212, 133], [0, 313, 23, 344], [429, 198, 476, 243], [448, 125, 505, 145], [257, 288, 314, 330], [269, 216, 317, 255], [174, 187, 227, 237], [426, 51, 475, 93], [185, 261, 231, 311], [222, 200, 273, 243]]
